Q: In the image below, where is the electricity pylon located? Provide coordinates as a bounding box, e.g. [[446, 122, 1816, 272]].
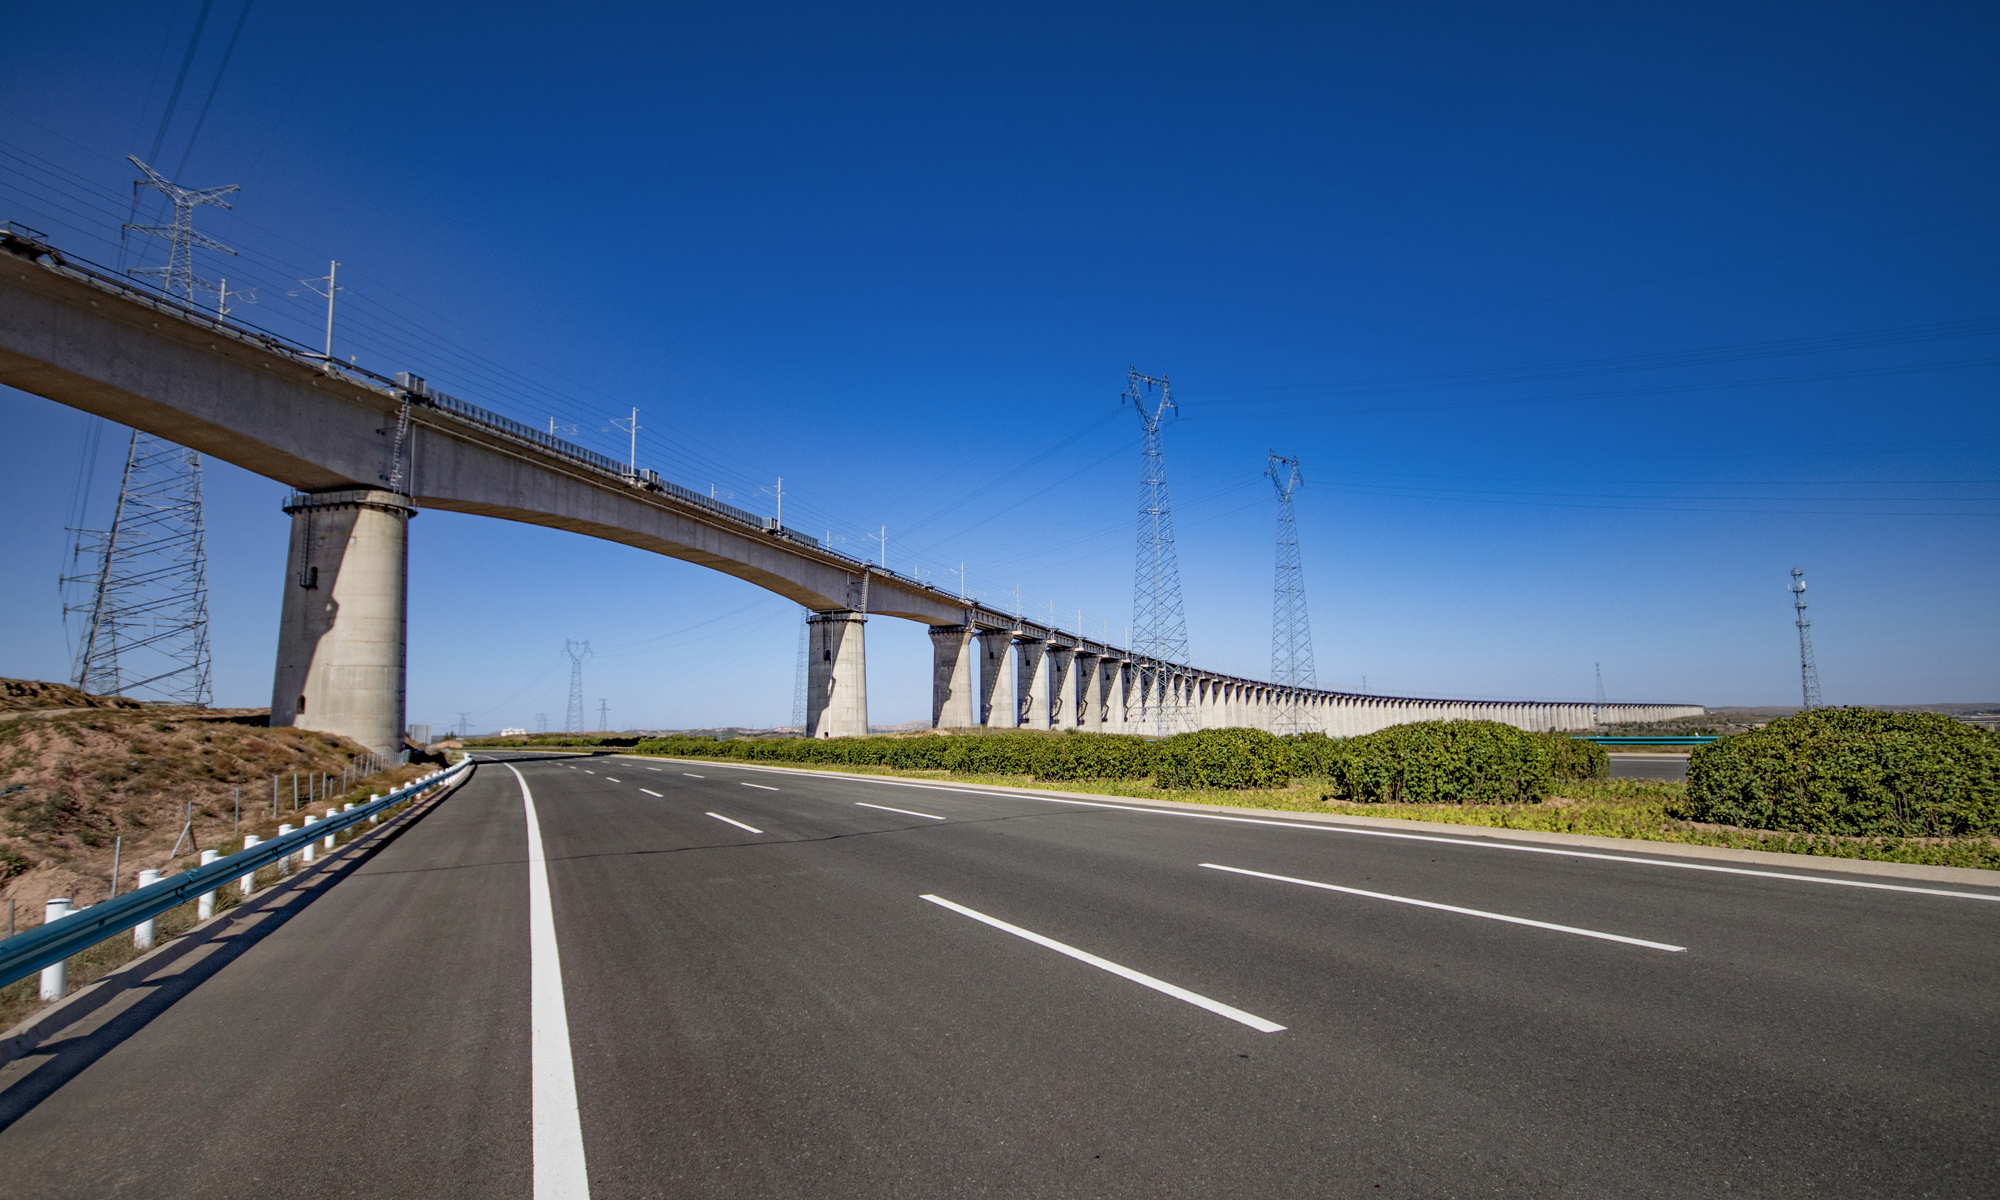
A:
[[564, 640, 591, 732], [1125, 367, 1189, 734], [1266, 452, 1316, 734], [63, 431, 213, 704], [1789, 568, 1822, 709], [792, 607, 810, 732], [121, 156, 237, 303]]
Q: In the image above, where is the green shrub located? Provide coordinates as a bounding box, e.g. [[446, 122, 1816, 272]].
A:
[[1323, 720, 1553, 804], [1281, 733, 1342, 777], [1547, 735, 1609, 782], [1155, 728, 1293, 790], [944, 732, 1052, 777], [1671, 707, 2000, 836], [1032, 731, 1159, 781]]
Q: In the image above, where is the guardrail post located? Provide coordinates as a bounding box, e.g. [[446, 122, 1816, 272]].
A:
[[323, 810, 337, 852], [302, 815, 317, 863], [134, 871, 163, 948], [240, 835, 262, 894], [197, 850, 221, 919], [277, 824, 294, 873], [369, 794, 381, 824], [40, 899, 72, 1000]]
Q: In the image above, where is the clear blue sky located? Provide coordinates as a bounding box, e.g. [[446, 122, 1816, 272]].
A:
[[2, 1, 1995, 732]]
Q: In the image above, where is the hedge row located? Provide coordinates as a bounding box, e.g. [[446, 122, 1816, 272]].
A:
[[1672, 708, 2000, 836], [630, 720, 1591, 801], [1319, 720, 1555, 805]]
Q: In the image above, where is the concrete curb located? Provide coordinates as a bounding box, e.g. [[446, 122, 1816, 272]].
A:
[[0, 768, 473, 1071], [611, 754, 2000, 890]]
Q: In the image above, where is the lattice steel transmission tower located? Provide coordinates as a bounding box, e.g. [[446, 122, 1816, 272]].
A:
[[563, 640, 591, 732], [1789, 568, 1822, 709], [1124, 368, 1189, 733], [1266, 453, 1317, 734], [792, 608, 810, 732], [122, 156, 237, 303], [63, 431, 213, 704]]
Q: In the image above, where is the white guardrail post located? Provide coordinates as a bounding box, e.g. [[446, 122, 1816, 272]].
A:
[[40, 899, 72, 1000], [196, 850, 220, 919], [240, 835, 261, 895], [134, 871, 163, 948]]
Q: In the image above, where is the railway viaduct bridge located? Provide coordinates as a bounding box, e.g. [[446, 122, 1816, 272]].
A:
[[0, 230, 1704, 756]]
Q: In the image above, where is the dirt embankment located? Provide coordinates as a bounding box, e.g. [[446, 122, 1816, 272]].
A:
[[1, 678, 403, 923]]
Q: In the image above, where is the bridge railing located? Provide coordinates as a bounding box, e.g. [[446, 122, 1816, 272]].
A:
[[0, 757, 476, 993]]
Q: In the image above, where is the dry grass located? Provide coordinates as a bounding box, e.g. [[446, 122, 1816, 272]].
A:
[[0, 780, 437, 1035], [2, 691, 424, 923]]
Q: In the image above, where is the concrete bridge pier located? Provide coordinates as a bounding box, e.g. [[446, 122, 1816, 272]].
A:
[[929, 625, 976, 729], [271, 489, 413, 760], [1047, 646, 1074, 729], [1075, 652, 1102, 731], [807, 611, 869, 738], [1017, 639, 1051, 730], [976, 630, 1017, 728]]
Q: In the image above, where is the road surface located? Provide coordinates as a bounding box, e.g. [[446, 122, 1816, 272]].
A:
[[0, 753, 1993, 1198], [1608, 752, 1691, 781]]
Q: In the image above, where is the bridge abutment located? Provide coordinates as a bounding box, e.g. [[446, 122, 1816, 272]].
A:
[[271, 489, 413, 760], [807, 611, 869, 738]]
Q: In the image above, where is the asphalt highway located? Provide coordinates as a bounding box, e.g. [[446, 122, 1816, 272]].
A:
[[1, 753, 1995, 1198]]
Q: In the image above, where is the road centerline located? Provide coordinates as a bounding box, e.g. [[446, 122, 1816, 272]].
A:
[[918, 894, 1286, 1033], [856, 802, 945, 820], [639, 789, 663, 797], [706, 812, 764, 834], [502, 764, 592, 1198], [1201, 863, 1688, 952]]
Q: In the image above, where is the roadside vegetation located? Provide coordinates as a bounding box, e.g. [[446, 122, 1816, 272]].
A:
[[1, 679, 426, 919], [508, 714, 2000, 872]]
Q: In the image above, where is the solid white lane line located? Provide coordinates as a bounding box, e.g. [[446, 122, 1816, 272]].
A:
[[504, 765, 591, 1199], [1201, 863, 1687, 952], [707, 812, 764, 834], [740, 782, 779, 791], [639, 789, 663, 797], [919, 894, 1286, 1033], [682, 773, 704, 778], [856, 801, 946, 820]]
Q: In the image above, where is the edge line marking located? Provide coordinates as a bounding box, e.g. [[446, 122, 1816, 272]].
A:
[[706, 812, 764, 834], [504, 764, 592, 1199]]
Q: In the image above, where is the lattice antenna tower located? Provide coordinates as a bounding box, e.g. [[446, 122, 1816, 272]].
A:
[[1266, 452, 1317, 734], [121, 156, 237, 303], [792, 608, 810, 732], [1789, 568, 1822, 709], [63, 432, 213, 704], [563, 640, 592, 732], [1124, 367, 1190, 734]]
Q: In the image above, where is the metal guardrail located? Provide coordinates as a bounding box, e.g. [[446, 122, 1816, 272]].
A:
[[0, 757, 476, 992], [1581, 736, 1718, 746]]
